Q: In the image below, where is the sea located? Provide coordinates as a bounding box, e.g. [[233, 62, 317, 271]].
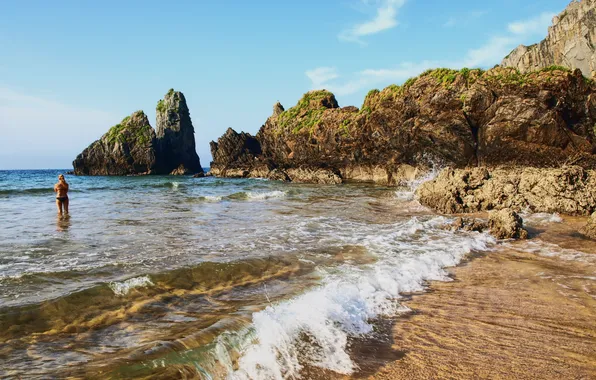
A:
[[0, 169, 576, 379]]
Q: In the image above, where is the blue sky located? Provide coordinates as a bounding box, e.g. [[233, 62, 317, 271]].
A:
[[0, 0, 569, 169]]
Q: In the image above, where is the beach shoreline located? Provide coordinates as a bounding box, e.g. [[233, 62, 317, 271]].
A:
[[344, 220, 596, 380]]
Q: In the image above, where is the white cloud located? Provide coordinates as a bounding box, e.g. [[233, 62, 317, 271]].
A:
[[443, 10, 488, 28], [305, 67, 339, 88], [0, 87, 118, 168], [310, 10, 556, 96], [508, 12, 555, 35], [339, 0, 407, 44]]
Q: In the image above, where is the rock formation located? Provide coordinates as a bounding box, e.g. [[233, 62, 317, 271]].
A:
[[502, 0, 596, 77], [155, 89, 203, 175], [580, 212, 596, 238], [416, 166, 596, 216], [72, 111, 157, 175], [210, 67, 596, 184], [73, 89, 203, 176], [488, 209, 529, 239]]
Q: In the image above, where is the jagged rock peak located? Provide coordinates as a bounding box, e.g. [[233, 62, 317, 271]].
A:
[[155, 89, 203, 175], [501, 0, 596, 77], [273, 102, 284, 116], [299, 90, 339, 109]]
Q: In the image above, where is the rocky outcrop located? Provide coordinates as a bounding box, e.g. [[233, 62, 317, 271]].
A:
[[155, 89, 203, 175], [73, 89, 203, 176], [502, 0, 596, 78], [209, 128, 262, 177], [73, 111, 156, 175], [416, 166, 596, 216], [580, 212, 596, 238], [488, 209, 529, 239], [210, 67, 596, 183]]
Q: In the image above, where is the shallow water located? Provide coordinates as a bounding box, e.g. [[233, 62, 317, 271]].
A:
[[0, 169, 588, 379]]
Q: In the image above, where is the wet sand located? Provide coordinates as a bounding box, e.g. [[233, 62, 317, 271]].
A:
[[354, 239, 596, 379]]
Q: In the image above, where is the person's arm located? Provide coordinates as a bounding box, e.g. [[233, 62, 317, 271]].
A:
[[54, 183, 58, 192]]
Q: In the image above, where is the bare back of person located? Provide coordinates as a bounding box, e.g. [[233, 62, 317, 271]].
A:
[[54, 174, 69, 215]]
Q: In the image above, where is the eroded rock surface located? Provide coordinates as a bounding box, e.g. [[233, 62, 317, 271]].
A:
[[155, 89, 203, 175], [210, 68, 596, 184], [73, 111, 156, 175], [416, 166, 596, 215], [502, 0, 596, 77], [580, 212, 596, 238], [488, 209, 529, 240]]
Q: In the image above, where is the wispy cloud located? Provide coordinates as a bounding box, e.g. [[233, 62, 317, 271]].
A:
[[305, 67, 339, 88], [443, 10, 488, 28], [508, 12, 555, 35], [339, 0, 407, 44], [309, 10, 555, 96]]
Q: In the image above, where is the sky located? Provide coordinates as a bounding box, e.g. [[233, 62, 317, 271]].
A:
[[0, 0, 570, 169]]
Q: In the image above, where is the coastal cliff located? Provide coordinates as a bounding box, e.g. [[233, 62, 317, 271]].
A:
[[73, 89, 203, 176], [502, 0, 596, 77], [210, 67, 596, 184]]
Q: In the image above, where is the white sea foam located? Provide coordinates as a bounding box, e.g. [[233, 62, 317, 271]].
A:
[[245, 190, 286, 200], [109, 275, 153, 296], [395, 167, 441, 201], [512, 240, 596, 263], [520, 212, 563, 226], [203, 195, 223, 202], [227, 216, 495, 379]]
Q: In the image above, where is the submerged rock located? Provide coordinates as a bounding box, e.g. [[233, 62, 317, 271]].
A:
[[502, 0, 596, 77], [73, 111, 157, 175], [449, 217, 488, 232], [488, 209, 528, 239], [416, 166, 596, 216]]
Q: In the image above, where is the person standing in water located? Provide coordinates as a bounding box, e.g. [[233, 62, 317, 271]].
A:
[[54, 174, 69, 215]]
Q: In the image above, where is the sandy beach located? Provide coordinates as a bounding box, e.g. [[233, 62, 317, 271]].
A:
[[342, 217, 596, 380]]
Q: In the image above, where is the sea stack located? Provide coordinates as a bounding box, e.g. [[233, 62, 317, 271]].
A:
[[155, 89, 203, 175], [73, 89, 203, 176], [72, 111, 157, 175]]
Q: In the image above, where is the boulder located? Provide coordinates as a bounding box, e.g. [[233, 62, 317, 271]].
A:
[[488, 208, 529, 239], [580, 212, 596, 239]]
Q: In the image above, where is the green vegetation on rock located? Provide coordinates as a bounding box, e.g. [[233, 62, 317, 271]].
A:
[[105, 112, 153, 145], [541, 65, 572, 73], [278, 90, 335, 133], [156, 99, 166, 113]]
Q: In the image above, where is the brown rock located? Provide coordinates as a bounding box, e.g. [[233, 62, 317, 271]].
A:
[[416, 166, 596, 216], [580, 212, 596, 238], [73, 111, 156, 175], [501, 0, 596, 78], [488, 208, 529, 239], [210, 67, 596, 181]]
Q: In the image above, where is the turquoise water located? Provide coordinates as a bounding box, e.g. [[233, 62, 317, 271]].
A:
[[0, 169, 499, 379]]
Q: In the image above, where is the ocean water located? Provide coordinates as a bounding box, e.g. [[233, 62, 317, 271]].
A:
[[0, 169, 573, 379]]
